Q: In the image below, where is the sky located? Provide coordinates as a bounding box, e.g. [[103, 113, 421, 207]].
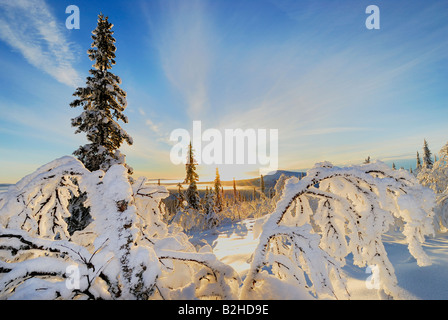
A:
[[0, 0, 447, 183]]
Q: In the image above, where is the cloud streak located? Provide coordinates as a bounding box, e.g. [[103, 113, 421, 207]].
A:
[[147, 0, 213, 118], [0, 0, 80, 87], [141, 0, 446, 174]]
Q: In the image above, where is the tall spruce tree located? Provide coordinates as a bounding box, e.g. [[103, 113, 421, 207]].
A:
[[185, 142, 201, 210], [214, 168, 222, 212], [423, 139, 433, 169], [70, 14, 133, 173]]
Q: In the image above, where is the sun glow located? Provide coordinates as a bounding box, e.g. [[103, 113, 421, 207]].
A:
[[198, 164, 258, 182]]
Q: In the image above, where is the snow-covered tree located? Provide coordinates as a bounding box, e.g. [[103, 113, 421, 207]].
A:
[[70, 14, 133, 174], [171, 143, 203, 231], [0, 157, 239, 299], [416, 151, 422, 170], [423, 139, 433, 169], [203, 190, 220, 229], [419, 141, 448, 194], [418, 141, 448, 231], [175, 182, 185, 210], [242, 161, 436, 300], [184, 142, 201, 211]]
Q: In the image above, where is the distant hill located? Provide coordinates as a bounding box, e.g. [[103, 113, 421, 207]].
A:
[[0, 183, 11, 194], [218, 170, 306, 189]]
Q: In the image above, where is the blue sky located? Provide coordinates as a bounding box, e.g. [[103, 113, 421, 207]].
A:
[[0, 0, 447, 183]]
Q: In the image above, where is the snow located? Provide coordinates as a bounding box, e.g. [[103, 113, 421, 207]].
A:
[[192, 218, 448, 300], [1, 157, 447, 300], [192, 219, 259, 276], [380, 234, 448, 299]]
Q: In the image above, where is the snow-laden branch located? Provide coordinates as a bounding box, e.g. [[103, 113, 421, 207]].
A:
[[0, 156, 89, 240], [0, 156, 239, 300], [157, 249, 240, 300], [242, 161, 436, 300]]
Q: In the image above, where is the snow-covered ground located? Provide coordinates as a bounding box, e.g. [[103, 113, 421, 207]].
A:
[[192, 219, 259, 277], [191, 218, 448, 300], [2, 158, 446, 300]]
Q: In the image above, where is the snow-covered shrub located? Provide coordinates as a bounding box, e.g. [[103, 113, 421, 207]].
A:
[[417, 141, 448, 231], [171, 197, 221, 233], [434, 193, 448, 232], [233, 174, 289, 221], [241, 161, 436, 300], [0, 156, 239, 299], [211, 198, 267, 225], [170, 206, 203, 233], [417, 142, 448, 193], [0, 156, 89, 240]]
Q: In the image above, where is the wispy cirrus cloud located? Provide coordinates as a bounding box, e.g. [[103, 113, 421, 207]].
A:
[[0, 0, 80, 87], [145, 0, 214, 118]]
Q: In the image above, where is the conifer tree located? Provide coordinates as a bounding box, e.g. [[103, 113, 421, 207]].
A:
[[202, 185, 219, 228], [70, 14, 133, 173], [214, 168, 222, 212], [423, 139, 433, 169], [176, 182, 185, 209], [417, 151, 422, 169], [184, 142, 201, 210], [233, 178, 238, 204], [260, 174, 265, 195]]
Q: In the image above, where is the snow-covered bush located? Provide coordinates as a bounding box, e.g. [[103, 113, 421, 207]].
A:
[[217, 181, 286, 223], [0, 156, 239, 299], [417, 142, 448, 193], [0, 156, 89, 240], [171, 195, 221, 233], [171, 206, 204, 233], [241, 161, 436, 300], [417, 141, 448, 231]]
